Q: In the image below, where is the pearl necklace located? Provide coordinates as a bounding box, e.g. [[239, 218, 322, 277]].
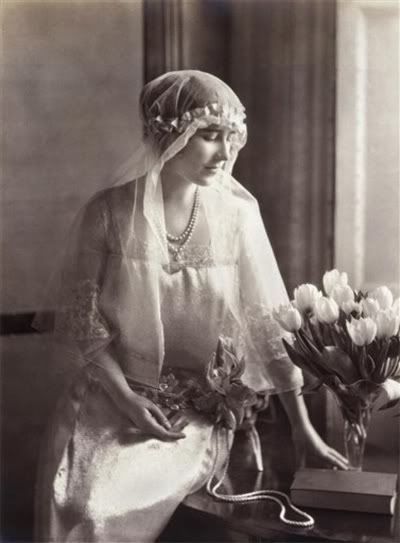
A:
[[166, 188, 200, 261]]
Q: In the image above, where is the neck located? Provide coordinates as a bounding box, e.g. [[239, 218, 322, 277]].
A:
[[160, 168, 197, 206]]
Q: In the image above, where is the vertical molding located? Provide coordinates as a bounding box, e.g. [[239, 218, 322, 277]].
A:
[[354, 9, 367, 289], [335, 1, 368, 289], [164, 0, 183, 72], [143, 0, 231, 82], [143, 0, 183, 81]]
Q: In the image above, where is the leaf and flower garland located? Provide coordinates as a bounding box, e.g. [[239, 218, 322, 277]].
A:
[[132, 336, 264, 430]]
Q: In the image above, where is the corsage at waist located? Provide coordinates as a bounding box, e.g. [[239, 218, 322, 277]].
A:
[[127, 336, 268, 430]]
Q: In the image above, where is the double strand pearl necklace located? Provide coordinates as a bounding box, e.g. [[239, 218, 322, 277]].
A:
[[166, 187, 200, 261]]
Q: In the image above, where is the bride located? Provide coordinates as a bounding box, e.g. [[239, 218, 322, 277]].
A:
[[34, 70, 348, 542]]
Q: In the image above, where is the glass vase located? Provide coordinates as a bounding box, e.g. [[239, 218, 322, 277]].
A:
[[343, 408, 372, 471]]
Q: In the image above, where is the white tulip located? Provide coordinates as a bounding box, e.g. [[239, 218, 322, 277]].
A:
[[293, 284, 322, 313], [314, 296, 340, 324], [331, 285, 354, 306], [369, 286, 394, 310], [378, 379, 400, 405], [341, 300, 362, 316], [346, 317, 377, 347], [361, 297, 380, 318], [272, 304, 303, 333], [392, 297, 400, 317], [323, 269, 348, 296], [375, 309, 400, 339]]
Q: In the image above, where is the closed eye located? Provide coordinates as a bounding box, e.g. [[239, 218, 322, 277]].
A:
[[199, 130, 220, 142], [198, 128, 237, 142]]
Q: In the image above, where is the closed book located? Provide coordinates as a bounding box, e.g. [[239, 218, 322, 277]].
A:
[[290, 468, 398, 515]]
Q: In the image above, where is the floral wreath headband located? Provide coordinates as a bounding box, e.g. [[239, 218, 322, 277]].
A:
[[145, 101, 247, 146]]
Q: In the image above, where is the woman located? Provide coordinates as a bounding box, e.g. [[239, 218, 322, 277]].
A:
[[35, 70, 347, 542]]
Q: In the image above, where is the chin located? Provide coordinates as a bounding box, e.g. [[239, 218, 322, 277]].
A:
[[193, 170, 222, 186]]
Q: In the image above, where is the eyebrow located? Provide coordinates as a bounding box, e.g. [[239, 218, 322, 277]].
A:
[[199, 125, 222, 132], [199, 125, 236, 133]]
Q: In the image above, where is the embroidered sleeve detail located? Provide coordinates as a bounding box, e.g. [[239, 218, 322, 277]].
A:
[[241, 303, 290, 361], [56, 279, 110, 340]]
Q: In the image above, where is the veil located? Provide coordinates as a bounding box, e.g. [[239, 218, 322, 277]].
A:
[[33, 70, 302, 393]]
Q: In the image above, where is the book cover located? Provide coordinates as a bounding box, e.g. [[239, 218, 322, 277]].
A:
[[290, 468, 398, 515]]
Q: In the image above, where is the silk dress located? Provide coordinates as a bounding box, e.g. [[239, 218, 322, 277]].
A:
[[35, 181, 303, 542]]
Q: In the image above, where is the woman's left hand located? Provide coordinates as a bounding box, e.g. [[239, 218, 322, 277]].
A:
[[292, 422, 349, 470]]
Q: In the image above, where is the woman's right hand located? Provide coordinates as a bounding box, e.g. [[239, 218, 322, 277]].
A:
[[119, 390, 188, 441]]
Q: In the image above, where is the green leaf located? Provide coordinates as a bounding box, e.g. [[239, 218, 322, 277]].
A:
[[301, 379, 324, 394], [298, 329, 324, 359], [282, 338, 324, 379], [321, 346, 360, 384], [378, 399, 400, 411], [388, 337, 400, 358], [307, 320, 324, 350]]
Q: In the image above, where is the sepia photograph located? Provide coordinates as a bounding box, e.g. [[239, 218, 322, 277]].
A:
[[1, 0, 399, 541]]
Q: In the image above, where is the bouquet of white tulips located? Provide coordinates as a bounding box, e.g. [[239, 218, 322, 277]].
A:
[[272, 270, 400, 429]]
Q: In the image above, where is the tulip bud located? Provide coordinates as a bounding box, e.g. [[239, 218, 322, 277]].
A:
[[375, 309, 400, 339], [323, 269, 348, 296], [273, 304, 302, 333], [314, 296, 340, 324], [293, 284, 322, 313], [361, 297, 380, 318], [346, 317, 377, 347], [369, 286, 394, 310]]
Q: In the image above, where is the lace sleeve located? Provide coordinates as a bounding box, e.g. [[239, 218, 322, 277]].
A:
[[236, 201, 303, 393], [54, 192, 113, 356], [240, 303, 303, 393]]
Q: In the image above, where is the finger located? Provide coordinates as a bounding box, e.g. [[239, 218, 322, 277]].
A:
[[172, 419, 189, 433], [328, 447, 349, 466], [143, 413, 186, 441], [330, 448, 349, 464], [169, 412, 189, 428], [168, 411, 185, 425], [147, 405, 171, 429], [326, 449, 349, 470]]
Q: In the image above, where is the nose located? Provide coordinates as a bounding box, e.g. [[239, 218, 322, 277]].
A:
[[217, 137, 230, 161]]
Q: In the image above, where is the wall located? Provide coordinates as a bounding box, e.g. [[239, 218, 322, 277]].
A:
[[335, 0, 400, 295], [1, 1, 143, 539], [1, 0, 143, 313]]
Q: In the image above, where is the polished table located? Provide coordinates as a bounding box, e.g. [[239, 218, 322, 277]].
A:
[[182, 418, 399, 542]]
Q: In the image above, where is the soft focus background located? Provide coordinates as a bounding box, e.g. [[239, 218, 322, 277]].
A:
[[1, 0, 399, 541]]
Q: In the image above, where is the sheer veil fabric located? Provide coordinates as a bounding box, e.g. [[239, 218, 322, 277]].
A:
[[34, 69, 302, 393]]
